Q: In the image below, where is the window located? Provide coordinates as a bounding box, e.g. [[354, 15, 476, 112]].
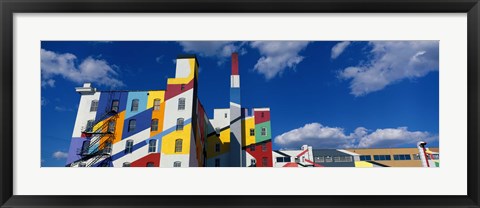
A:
[[131, 99, 139, 111], [181, 84, 185, 90], [261, 127, 267, 136], [295, 157, 300, 163], [325, 156, 333, 162], [215, 143, 220, 152], [314, 156, 324, 163], [125, 140, 133, 154], [81, 140, 90, 155], [153, 99, 161, 110], [334, 156, 353, 162], [360, 155, 372, 161], [148, 140, 157, 153], [262, 143, 267, 152], [393, 154, 412, 161], [249, 145, 255, 151], [175, 139, 183, 153], [178, 98, 185, 110], [128, 119, 136, 132], [224, 113, 227, 118], [86, 120, 95, 132], [276, 157, 290, 163], [111, 100, 119, 112], [215, 158, 220, 167], [103, 142, 112, 154], [249, 128, 255, 136], [79, 162, 86, 167], [373, 155, 391, 161], [431, 154, 440, 159], [173, 161, 181, 167], [108, 121, 115, 133], [413, 154, 421, 160], [146, 162, 154, 167], [262, 157, 268, 167], [123, 162, 131, 167], [251, 159, 256, 166], [151, 119, 159, 131], [176, 118, 184, 131], [90, 100, 98, 112]]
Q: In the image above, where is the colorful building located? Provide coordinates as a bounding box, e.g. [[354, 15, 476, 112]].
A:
[[66, 53, 273, 167]]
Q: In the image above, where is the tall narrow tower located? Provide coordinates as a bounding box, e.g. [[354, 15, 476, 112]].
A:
[[230, 53, 243, 167]]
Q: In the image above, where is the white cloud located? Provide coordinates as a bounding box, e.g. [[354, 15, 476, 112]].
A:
[[41, 49, 125, 88], [339, 41, 439, 96], [54, 106, 73, 112], [41, 97, 47, 106], [52, 151, 68, 160], [274, 122, 436, 149], [177, 41, 246, 65], [41, 79, 55, 88], [250, 41, 309, 80], [331, 41, 351, 59]]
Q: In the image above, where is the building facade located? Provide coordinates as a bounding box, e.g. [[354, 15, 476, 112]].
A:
[[66, 53, 273, 167]]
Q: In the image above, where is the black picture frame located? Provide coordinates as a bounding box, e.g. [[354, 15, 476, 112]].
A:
[[1, 0, 479, 207]]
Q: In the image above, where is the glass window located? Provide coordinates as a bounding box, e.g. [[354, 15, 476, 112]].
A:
[[103, 142, 112, 154], [131, 99, 139, 112], [262, 157, 268, 167], [276, 157, 284, 162], [181, 84, 185, 90], [175, 139, 182, 153], [178, 98, 185, 110], [262, 143, 267, 152], [325, 156, 333, 162], [413, 154, 421, 160], [148, 140, 157, 153], [249, 145, 255, 151], [360, 155, 372, 161], [215, 158, 220, 167], [146, 162, 154, 167], [176, 118, 184, 131], [284, 157, 291, 162], [153, 99, 161, 110], [86, 120, 95, 132], [249, 128, 255, 136], [251, 159, 256, 166], [261, 127, 267, 136], [374, 155, 391, 161], [432, 154, 440, 159], [173, 161, 181, 167], [128, 119, 136, 132], [125, 140, 133, 154], [79, 162, 86, 167], [314, 156, 324, 163], [90, 100, 98, 112], [215, 143, 220, 152], [123, 162, 131, 167], [224, 113, 227, 118], [151, 119, 159, 131], [108, 121, 115, 133], [111, 100, 119, 112], [81, 140, 90, 155]]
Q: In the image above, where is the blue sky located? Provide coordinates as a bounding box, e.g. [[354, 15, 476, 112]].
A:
[[41, 41, 439, 167]]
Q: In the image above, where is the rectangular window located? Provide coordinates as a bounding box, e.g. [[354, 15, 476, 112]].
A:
[[151, 119, 159, 131], [128, 119, 136, 132], [249, 145, 255, 151], [123, 162, 131, 167], [178, 98, 185, 110], [314, 156, 325, 163], [175, 139, 183, 153], [153, 99, 161, 110], [249, 128, 255, 136], [251, 159, 256, 166], [131, 99, 139, 111], [360, 155, 372, 161], [413, 154, 421, 160], [325, 156, 333, 162], [334, 156, 353, 162], [111, 100, 119, 112], [181, 84, 185, 90], [373, 155, 391, 161], [79, 162, 86, 167], [86, 120, 95, 132], [176, 118, 184, 131], [393, 154, 412, 160], [108, 121, 115, 133], [173, 161, 181, 167], [103, 142, 112, 154], [262, 157, 268, 167], [125, 140, 133, 154], [262, 143, 267, 152], [224, 113, 227, 118], [215, 158, 220, 167], [90, 100, 98, 112], [215, 143, 220, 152], [432, 154, 440, 159], [261, 127, 267, 136], [284, 157, 291, 162], [276, 157, 284, 163], [148, 140, 156, 153]]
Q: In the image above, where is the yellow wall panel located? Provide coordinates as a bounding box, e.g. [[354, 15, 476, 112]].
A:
[[161, 123, 192, 154], [147, 90, 165, 109], [206, 128, 231, 159], [242, 117, 255, 147]]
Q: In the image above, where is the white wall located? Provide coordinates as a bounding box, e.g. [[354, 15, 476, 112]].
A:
[[112, 128, 152, 167], [72, 92, 101, 137], [210, 108, 230, 129]]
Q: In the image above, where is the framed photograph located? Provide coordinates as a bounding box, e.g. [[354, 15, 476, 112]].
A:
[[1, 0, 479, 207]]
